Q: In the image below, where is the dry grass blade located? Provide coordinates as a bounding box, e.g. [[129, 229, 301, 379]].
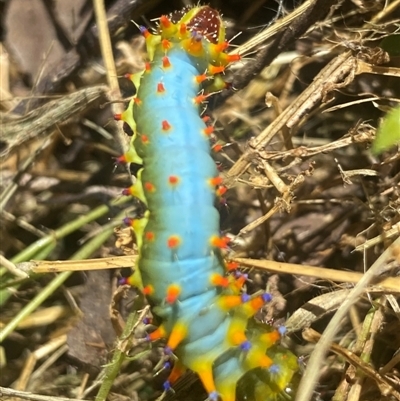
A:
[[295, 236, 400, 401], [0, 86, 107, 159], [0, 386, 91, 401], [17, 255, 400, 293], [227, 50, 358, 180], [303, 328, 400, 400], [231, 257, 400, 292], [229, 0, 319, 57]]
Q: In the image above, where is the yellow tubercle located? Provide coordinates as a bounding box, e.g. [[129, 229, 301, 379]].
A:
[[130, 169, 147, 204], [126, 267, 143, 290], [126, 71, 144, 93], [245, 344, 274, 370], [177, 23, 188, 41], [219, 52, 241, 66], [119, 100, 136, 132], [205, 75, 227, 94], [259, 331, 281, 348], [217, 295, 245, 310], [208, 64, 225, 75], [181, 37, 205, 58], [238, 294, 269, 319], [145, 34, 162, 61], [120, 143, 142, 165], [159, 15, 178, 38], [226, 315, 248, 347], [131, 210, 149, 249], [209, 42, 229, 64], [268, 350, 299, 392]]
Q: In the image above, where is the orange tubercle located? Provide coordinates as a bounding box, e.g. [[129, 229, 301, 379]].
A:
[[212, 144, 223, 153], [162, 120, 172, 131], [223, 53, 241, 64], [216, 186, 228, 197], [141, 134, 150, 144], [196, 74, 208, 84], [162, 39, 172, 51], [143, 284, 155, 296], [203, 126, 214, 136], [145, 62, 151, 72], [208, 65, 225, 75], [147, 324, 166, 341], [233, 275, 247, 290], [168, 175, 180, 185], [162, 56, 171, 68], [179, 23, 187, 36], [157, 82, 166, 93], [160, 15, 171, 28], [139, 26, 151, 39], [116, 154, 128, 164], [209, 176, 223, 186], [214, 41, 229, 53], [144, 182, 156, 192], [225, 261, 239, 271], [240, 294, 272, 318], [249, 295, 266, 311], [122, 186, 134, 196], [145, 231, 155, 241], [194, 94, 208, 104], [166, 284, 181, 304], [210, 273, 229, 288], [167, 235, 181, 249], [259, 354, 274, 368], [259, 330, 281, 347], [210, 235, 230, 249]]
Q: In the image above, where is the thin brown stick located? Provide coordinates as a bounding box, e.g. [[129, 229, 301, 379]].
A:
[[92, 0, 126, 153], [231, 257, 400, 293], [226, 50, 356, 180], [224, 0, 337, 97], [18, 255, 400, 293]]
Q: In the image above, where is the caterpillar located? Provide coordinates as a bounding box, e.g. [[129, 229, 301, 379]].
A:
[[116, 6, 298, 401]]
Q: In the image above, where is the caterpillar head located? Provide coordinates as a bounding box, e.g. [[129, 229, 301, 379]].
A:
[[170, 6, 225, 45]]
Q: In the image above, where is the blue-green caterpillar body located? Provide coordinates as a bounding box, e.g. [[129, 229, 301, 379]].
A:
[[117, 6, 298, 401]]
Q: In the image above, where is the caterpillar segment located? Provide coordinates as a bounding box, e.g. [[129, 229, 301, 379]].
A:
[[117, 5, 298, 401]]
